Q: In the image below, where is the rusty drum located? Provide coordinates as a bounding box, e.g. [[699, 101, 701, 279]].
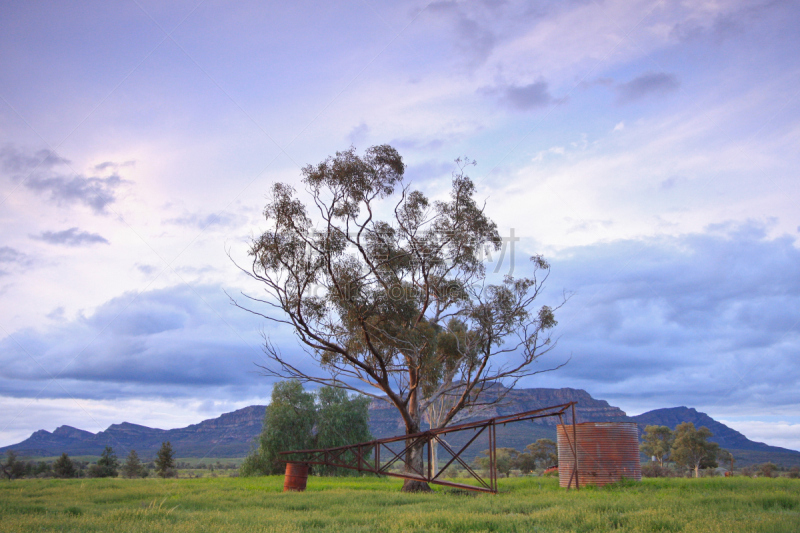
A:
[[283, 462, 309, 492], [557, 422, 641, 488]]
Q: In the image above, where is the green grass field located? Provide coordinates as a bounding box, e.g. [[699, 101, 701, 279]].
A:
[[1, 476, 798, 532]]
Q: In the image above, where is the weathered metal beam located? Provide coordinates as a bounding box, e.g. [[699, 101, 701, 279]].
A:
[[279, 401, 579, 493]]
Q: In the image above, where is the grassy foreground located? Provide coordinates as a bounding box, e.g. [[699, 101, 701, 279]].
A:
[[1, 476, 798, 532]]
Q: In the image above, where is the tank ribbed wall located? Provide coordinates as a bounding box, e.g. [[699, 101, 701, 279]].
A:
[[557, 422, 641, 487]]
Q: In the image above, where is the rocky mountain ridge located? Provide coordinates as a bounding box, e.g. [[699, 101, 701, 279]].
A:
[[2, 405, 265, 458], [3, 388, 797, 466], [368, 386, 627, 439]]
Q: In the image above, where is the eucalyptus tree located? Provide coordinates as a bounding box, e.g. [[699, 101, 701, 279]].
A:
[[241, 380, 316, 476], [671, 422, 720, 478], [315, 385, 373, 476], [526, 438, 558, 470], [640, 425, 674, 467], [240, 381, 371, 477], [237, 145, 564, 491]]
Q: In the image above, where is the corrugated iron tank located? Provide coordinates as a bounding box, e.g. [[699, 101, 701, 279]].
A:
[[557, 422, 641, 487]]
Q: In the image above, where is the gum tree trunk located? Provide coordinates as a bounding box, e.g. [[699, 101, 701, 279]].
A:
[[401, 381, 431, 492], [402, 440, 431, 492]]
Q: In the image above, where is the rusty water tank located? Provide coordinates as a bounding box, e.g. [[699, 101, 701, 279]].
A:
[[557, 422, 641, 487], [283, 462, 309, 492]]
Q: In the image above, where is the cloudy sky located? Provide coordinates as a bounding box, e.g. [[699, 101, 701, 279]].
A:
[[1, 0, 799, 452]]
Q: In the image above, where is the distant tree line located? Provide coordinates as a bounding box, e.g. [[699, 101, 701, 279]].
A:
[[0, 441, 179, 480], [474, 439, 558, 477], [640, 422, 725, 478], [640, 423, 800, 478]]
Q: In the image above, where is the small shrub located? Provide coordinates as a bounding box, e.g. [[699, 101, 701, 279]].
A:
[[700, 467, 718, 478], [642, 463, 671, 478], [741, 465, 757, 478], [759, 463, 778, 478]]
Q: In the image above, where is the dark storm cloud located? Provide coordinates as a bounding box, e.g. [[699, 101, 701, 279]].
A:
[[482, 81, 560, 111], [616, 72, 680, 103], [136, 264, 157, 276], [347, 123, 370, 146], [0, 246, 28, 265], [578, 77, 615, 90], [24, 173, 123, 213], [402, 160, 453, 183], [0, 284, 277, 400], [501, 81, 555, 110], [94, 160, 135, 172], [31, 227, 109, 246], [539, 221, 800, 412], [0, 146, 69, 173], [3, 223, 798, 417], [1, 146, 126, 213], [46, 307, 66, 321], [164, 212, 243, 230], [0, 246, 32, 276], [670, 1, 797, 44], [392, 138, 448, 152], [427, 1, 497, 67]]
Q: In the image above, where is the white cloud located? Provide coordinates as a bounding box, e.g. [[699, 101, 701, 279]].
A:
[[1, 0, 799, 452], [719, 420, 800, 452]]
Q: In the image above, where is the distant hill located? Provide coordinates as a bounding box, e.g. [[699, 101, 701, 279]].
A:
[[630, 406, 800, 467], [369, 385, 629, 458], [368, 385, 628, 437], [631, 407, 769, 451], [1, 406, 265, 459], [3, 388, 798, 466]]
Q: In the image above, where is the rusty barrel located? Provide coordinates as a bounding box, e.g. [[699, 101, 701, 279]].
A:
[[283, 462, 309, 492], [557, 422, 641, 487]]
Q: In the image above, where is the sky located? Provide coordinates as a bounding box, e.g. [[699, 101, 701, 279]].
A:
[[1, 0, 799, 452]]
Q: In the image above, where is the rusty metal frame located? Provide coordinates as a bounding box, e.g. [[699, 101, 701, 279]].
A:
[[280, 401, 579, 493]]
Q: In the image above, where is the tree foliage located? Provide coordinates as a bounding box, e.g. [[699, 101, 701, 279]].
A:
[[314, 385, 373, 476], [514, 451, 537, 474], [717, 448, 734, 472], [155, 441, 176, 478], [640, 425, 674, 467], [241, 380, 372, 477], [53, 453, 76, 479], [526, 438, 558, 470], [475, 447, 519, 478], [88, 446, 119, 478], [759, 462, 778, 478], [121, 449, 148, 478], [670, 422, 720, 478], [475, 439, 557, 477], [237, 146, 564, 491], [1, 451, 26, 480], [242, 380, 316, 476]]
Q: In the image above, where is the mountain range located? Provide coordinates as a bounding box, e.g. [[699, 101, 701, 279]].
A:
[[3, 386, 798, 466]]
